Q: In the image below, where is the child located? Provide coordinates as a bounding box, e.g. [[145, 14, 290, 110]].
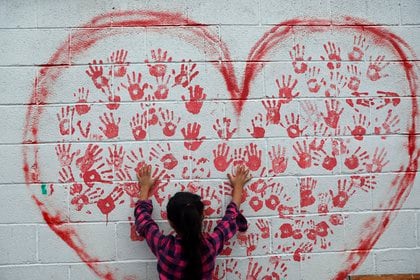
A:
[[134, 164, 251, 280]]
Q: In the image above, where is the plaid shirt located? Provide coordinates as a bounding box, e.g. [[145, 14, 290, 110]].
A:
[[134, 199, 248, 280]]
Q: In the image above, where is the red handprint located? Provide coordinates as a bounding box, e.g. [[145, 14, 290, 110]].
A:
[[256, 219, 270, 239], [108, 49, 129, 77], [376, 90, 400, 110], [348, 113, 370, 141], [145, 48, 172, 78], [149, 143, 178, 170], [73, 87, 91, 115], [125, 148, 146, 174], [292, 140, 312, 169], [275, 75, 300, 103], [75, 144, 103, 173], [347, 64, 362, 91], [86, 59, 110, 91], [200, 186, 222, 216], [249, 195, 264, 212], [244, 143, 262, 171], [262, 99, 281, 124], [97, 185, 124, 218], [172, 60, 199, 88], [130, 112, 148, 140], [321, 99, 344, 128], [329, 178, 354, 208], [71, 186, 104, 211], [366, 147, 389, 173], [268, 145, 288, 174], [367, 55, 389, 81], [225, 259, 241, 277], [158, 108, 181, 137], [82, 162, 113, 188], [317, 192, 331, 214], [181, 122, 205, 151], [374, 109, 400, 136], [247, 113, 265, 138], [106, 145, 125, 171], [289, 44, 312, 74], [299, 177, 317, 208], [344, 146, 369, 171], [301, 100, 322, 126], [58, 166, 75, 183], [55, 143, 79, 167], [153, 73, 171, 100], [57, 106, 75, 136], [348, 34, 369, 61], [293, 242, 313, 261], [321, 41, 342, 70], [121, 71, 150, 101], [76, 120, 92, 139], [212, 143, 233, 172], [182, 85, 207, 114], [312, 148, 337, 171], [245, 234, 259, 256], [350, 175, 377, 192], [325, 71, 347, 97], [213, 117, 237, 140], [280, 112, 308, 138], [99, 112, 121, 139], [306, 66, 325, 94], [246, 259, 263, 279]]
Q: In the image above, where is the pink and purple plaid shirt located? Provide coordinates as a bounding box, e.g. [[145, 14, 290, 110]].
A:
[[134, 199, 248, 280]]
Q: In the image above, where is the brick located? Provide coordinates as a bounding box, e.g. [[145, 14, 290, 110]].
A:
[[70, 27, 148, 65], [374, 248, 420, 274], [187, 0, 259, 25], [224, 255, 300, 279], [0, 29, 70, 66], [0, 106, 31, 144], [0, 225, 37, 264], [344, 211, 417, 251], [0, 0, 37, 28], [115, 222, 156, 260], [38, 222, 116, 262], [0, 144, 26, 184], [0, 183, 67, 224], [0, 265, 68, 280], [70, 261, 147, 280], [261, 0, 331, 25], [331, 0, 399, 25], [418, 211, 420, 246], [36, 0, 113, 28], [112, 0, 188, 20], [219, 26, 269, 62], [0, 67, 37, 105], [374, 211, 417, 249], [401, 0, 420, 25]]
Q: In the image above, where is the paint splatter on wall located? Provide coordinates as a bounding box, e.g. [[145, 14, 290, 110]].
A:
[[0, 6, 416, 280]]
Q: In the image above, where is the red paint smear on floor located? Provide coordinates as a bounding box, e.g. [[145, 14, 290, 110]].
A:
[[22, 11, 418, 280]]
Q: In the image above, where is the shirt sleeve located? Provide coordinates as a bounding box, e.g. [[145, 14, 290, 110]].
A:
[[209, 201, 248, 255], [134, 199, 164, 257]]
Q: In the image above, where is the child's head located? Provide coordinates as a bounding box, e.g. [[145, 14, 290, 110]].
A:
[[167, 191, 204, 235], [167, 192, 204, 279]]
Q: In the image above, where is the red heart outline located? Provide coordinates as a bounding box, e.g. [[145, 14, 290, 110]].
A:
[[22, 11, 419, 280]]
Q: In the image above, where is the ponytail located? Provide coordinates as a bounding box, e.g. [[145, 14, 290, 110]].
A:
[[167, 192, 204, 280]]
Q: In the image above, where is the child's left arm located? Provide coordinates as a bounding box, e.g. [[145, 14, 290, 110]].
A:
[[134, 164, 163, 256], [137, 164, 156, 200]]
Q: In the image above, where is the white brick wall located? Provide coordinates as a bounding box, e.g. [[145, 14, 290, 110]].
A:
[[0, 0, 419, 279]]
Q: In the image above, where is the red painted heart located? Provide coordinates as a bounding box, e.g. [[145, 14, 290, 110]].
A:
[[23, 11, 418, 280]]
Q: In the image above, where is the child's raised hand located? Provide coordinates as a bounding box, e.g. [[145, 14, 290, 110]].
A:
[[137, 164, 156, 200], [227, 165, 252, 207]]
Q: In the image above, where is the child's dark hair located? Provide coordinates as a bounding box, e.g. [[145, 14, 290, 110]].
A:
[[167, 192, 204, 280]]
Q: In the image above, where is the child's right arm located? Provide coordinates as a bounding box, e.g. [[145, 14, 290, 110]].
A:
[[227, 165, 251, 208]]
